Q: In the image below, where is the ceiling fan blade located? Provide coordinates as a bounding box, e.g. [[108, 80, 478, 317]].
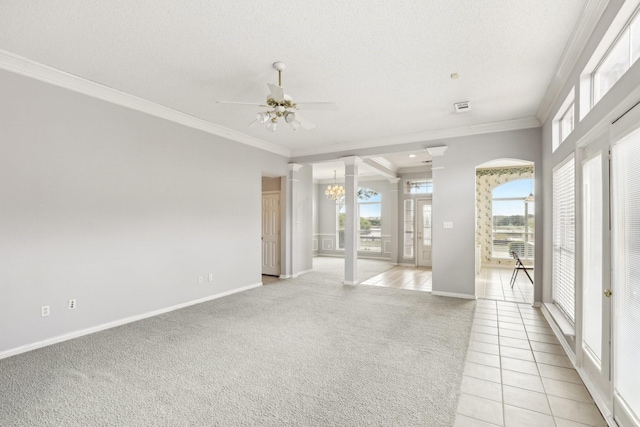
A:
[[217, 101, 268, 107], [295, 113, 316, 130], [295, 102, 339, 111], [267, 83, 285, 102]]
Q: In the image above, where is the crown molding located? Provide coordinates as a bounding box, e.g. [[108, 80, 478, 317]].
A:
[[0, 50, 291, 158], [291, 117, 540, 158], [535, 0, 610, 124]]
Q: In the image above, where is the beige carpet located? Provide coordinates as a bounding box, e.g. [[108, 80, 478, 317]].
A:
[[1, 266, 475, 426]]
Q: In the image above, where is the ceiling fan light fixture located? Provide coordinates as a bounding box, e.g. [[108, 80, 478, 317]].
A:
[[284, 111, 296, 123], [257, 112, 270, 123], [289, 119, 301, 131], [266, 120, 277, 132]]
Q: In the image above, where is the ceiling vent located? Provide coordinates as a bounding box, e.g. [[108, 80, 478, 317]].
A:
[[454, 101, 471, 113]]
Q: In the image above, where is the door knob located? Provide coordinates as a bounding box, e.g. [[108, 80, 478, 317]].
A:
[[604, 289, 612, 298]]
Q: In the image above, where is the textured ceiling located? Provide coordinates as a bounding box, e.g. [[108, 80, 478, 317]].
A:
[[0, 0, 587, 158]]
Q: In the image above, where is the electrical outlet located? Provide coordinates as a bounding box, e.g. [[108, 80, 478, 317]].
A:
[[198, 276, 203, 284], [41, 305, 50, 317], [208, 274, 213, 282], [68, 299, 77, 310]]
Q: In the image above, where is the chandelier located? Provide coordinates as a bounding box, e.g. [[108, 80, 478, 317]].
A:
[[325, 170, 346, 202]]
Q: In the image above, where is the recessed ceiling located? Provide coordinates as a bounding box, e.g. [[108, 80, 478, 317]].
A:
[[0, 1, 588, 157]]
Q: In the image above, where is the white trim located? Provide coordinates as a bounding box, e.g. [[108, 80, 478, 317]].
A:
[[536, 0, 610, 123], [344, 280, 359, 285], [313, 239, 318, 251], [288, 163, 303, 172], [540, 303, 577, 366], [543, 302, 576, 337], [279, 274, 292, 279], [292, 269, 314, 278], [431, 291, 476, 299], [0, 50, 290, 158], [0, 282, 262, 361], [291, 117, 540, 157], [322, 239, 333, 250]]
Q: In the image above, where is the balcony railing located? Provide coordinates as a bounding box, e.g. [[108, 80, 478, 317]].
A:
[[492, 229, 534, 259]]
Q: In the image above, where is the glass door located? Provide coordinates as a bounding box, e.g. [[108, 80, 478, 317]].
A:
[[611, 105, 640, 427], [580, 137, 611, 407], [416, 199, 432, 267]]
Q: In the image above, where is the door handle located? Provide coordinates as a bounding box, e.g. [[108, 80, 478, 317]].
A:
[[604, 289, 612, 298]]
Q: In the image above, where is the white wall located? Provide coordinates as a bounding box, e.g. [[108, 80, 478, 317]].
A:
[[431, 128, 542, 298], [0, 69, 289, 354]]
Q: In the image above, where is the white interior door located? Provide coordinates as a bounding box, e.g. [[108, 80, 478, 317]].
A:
[[416, 199, 432, 267], [262, 192, 280, 276], [611, 106, 640, 427], [580, 137, 611, 406]]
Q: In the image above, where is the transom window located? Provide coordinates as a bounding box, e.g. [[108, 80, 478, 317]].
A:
[[404, 179, 433, 194], [593, 8, 640, 105]]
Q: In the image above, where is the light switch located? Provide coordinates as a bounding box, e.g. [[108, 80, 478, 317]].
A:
[[443, 222, 454, 229]]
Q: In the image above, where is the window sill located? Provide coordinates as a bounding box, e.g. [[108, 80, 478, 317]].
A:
[[544, 303, 576, 337]]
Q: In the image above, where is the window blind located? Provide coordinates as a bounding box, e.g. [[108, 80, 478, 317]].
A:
[[552, 156, 576, 323], [612, 128, 640, 419]]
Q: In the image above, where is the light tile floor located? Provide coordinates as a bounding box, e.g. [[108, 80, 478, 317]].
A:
[[359, 266, 432, 291], [476, 266, 534, 304], [266, 263, 606, 426], [455, 299, 607, 427]]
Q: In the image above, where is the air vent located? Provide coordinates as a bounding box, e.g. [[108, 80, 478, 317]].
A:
[[454, 101, 471, 113]]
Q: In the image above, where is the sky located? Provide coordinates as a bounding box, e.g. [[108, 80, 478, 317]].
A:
[[492, 179, 535, 217]]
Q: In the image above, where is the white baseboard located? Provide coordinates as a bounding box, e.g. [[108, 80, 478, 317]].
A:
[[293, 269, 313, 278], [279, 274, 291, 279], [344, 280, 358, 285], [0, 282, 262, 361], [431, 291, 476, 300]]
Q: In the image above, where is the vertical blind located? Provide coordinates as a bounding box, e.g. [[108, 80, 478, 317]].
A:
[[612, 128, 640, 419], [552, 156, 576, 323]]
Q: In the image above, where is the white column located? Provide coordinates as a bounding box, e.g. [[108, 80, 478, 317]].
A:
[[426, 146, 448, 295], [283, 163, 303, 278], [342, 156, 360, 285], [388, 178, 401, 265]]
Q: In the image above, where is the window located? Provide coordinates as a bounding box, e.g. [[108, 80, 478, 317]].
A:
[[336, 188, 381, 252], [552, 89, 575, 151], [552, 156, 576, 323], [403, 200, 414, 258], [404, 179, 433, 194], [491, 180, 535, 260], [593, 10, 640, 105], [560, 102, 575, 143]]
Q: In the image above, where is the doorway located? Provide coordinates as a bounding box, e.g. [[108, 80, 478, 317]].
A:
[[261, 191, 280, 276], [474, 160, 535, 303]]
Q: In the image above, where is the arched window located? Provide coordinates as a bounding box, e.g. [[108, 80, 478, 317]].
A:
[[491, 179, 535, 259]]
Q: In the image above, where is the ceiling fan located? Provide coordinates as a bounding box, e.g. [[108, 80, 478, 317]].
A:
[[217, 62, 338, 132]]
